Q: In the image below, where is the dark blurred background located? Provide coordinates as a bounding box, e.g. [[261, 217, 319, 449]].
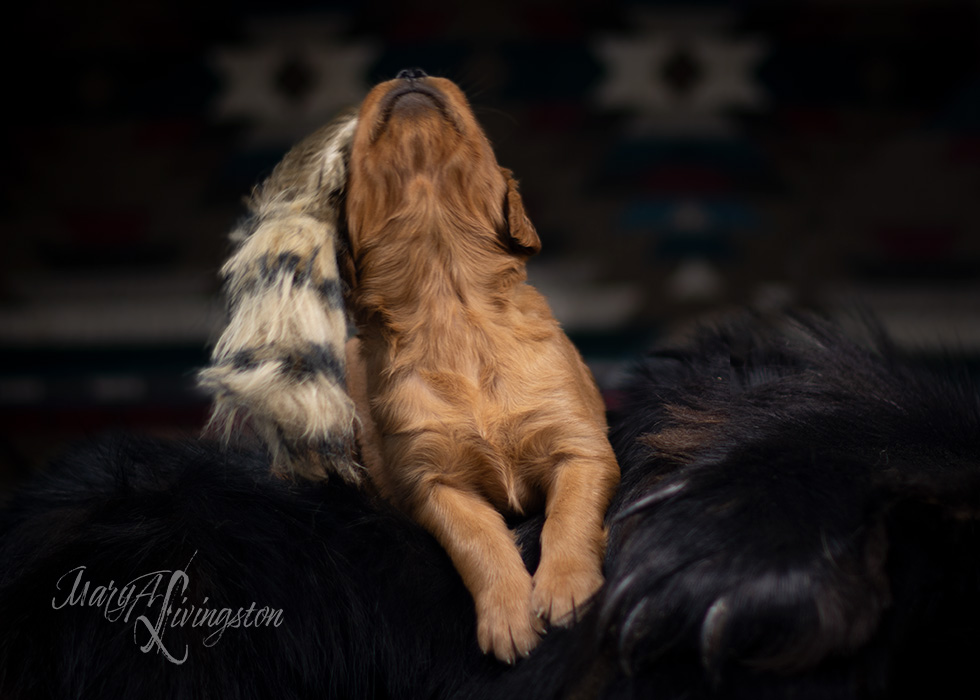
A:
[[2, 0, 979, 492]]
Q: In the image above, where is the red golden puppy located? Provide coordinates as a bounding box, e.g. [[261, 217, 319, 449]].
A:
[[344, 69, 620, 663]]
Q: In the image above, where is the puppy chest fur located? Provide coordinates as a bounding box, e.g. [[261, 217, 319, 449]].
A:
[[360, 283, 609, 515]]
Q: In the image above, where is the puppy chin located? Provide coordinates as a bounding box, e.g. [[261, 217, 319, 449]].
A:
[[388, 91, 444, 119]]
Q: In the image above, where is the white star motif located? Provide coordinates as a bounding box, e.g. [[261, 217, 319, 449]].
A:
[[593, 25, 767, 136], [593, 40, 678, 112], [210, 19, 377, 145], [212, 47, 293, 124]]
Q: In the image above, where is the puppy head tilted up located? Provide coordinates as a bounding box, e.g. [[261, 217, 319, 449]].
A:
[[345, 71, 541, 318]]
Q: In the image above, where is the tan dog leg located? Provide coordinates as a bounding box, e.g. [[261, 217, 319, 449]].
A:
[[413, 482, 543, 663], [531, 455, 614, 626]]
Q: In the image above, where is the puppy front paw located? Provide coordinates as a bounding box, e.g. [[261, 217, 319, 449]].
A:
[[531, 556, 604, 627], [475, 570, 543, 663]]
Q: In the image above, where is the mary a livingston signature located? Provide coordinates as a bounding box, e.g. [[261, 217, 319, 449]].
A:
[[51, 551, 283, 665]]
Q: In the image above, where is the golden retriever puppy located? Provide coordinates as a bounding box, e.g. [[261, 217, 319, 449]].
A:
[[344, 69, 621, 663]]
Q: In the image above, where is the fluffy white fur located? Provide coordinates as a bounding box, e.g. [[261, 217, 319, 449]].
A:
[[199, 112, 363, 483]]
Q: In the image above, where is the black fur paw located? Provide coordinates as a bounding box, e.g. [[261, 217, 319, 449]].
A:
[[600, 441, 890, 682], [600, 312, 913, 682]]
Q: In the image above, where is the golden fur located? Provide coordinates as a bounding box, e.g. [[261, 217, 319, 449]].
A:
[[199, 113, 363, 484], [344, 74, 621, 662]]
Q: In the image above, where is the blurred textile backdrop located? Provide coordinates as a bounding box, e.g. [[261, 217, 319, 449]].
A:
[[2, 0, 979, 489]]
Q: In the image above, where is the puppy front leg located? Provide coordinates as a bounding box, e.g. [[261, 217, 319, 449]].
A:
[[532, 451, 619, 626], [412, 482, 543, 663]]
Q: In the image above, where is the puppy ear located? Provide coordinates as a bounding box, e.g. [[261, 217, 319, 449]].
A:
[[501, 168, 541, 255]]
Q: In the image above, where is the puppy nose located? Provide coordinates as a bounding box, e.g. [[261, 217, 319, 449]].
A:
[[396, 68, 428, 81]]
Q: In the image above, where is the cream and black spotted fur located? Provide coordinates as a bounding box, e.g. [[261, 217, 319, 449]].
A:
[[198, 112, 362, 484]]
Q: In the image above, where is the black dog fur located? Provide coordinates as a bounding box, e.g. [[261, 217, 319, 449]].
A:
[[1, 311, 978, 699]]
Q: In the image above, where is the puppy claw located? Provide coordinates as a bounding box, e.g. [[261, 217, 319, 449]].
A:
[[532, 612, 547, 635], [532, 561, 604, 627], [476, 594, 542, 663], [477, 619, 540, 663]]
